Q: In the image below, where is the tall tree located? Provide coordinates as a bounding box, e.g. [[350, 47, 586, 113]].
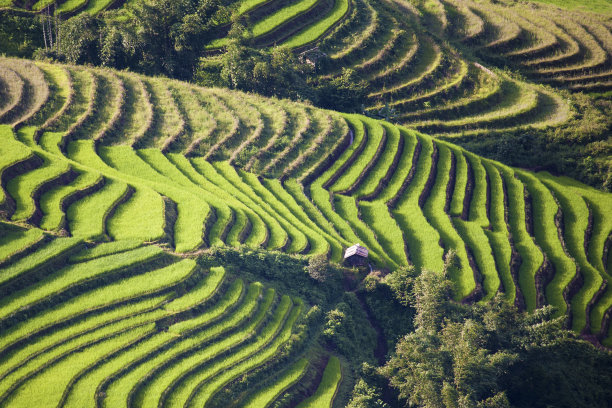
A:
[[127, 0, 228, 78]]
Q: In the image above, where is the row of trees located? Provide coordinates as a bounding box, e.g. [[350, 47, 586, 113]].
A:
[[36, 0, 228, 79]]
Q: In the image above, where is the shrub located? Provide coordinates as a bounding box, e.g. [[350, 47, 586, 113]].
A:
[[323, 293, 377, 364], [58, 14, 102, 65], [307, 254, 332, 283], [315, 68, 369, 112], [0, 11, 44, 58], [382, 265, 417, 307], [347, 377, 390, 408], [218, 40, 314, 101]]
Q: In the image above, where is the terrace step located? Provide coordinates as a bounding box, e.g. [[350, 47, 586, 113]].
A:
[[0, 59, 49, 127], [180, 297, 300, 407]]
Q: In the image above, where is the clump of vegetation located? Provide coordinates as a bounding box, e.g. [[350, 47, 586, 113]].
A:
[[0, 11, 43, 57], [362, 267, 416, 348], [307, 254, 333, 283], [212, 35, 316, 102], [32, 0, 230, 79], [323, 292, 377, 365], [199, 246, 344, 305], [353, 262, 612, 408], [197, 23, 369, 113]]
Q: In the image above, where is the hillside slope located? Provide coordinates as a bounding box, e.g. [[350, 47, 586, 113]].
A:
[[6, 0, 611, 131], [1, 58, 612, 349], [201, 0, 611, 135], [2, 0, 610, 190], [0, 236, 317, 407]]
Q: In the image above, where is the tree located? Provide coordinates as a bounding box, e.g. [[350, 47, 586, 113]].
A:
[[502, 337, 612, 407], [323, 293, 378, 364], [100, 27, 129, 69], [307, 254, 332, 283], [57, 13, 101, 65], [382, 265, 417, 307], [0, 11, 43, 57], [348, 379, 391, 408], [127, 0, 187, 76], [315, 68, 369, 112], [93, 0, 229, 77], [218, 26, 313, 101]]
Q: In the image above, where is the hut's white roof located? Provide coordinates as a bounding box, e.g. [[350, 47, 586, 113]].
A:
[[344, 244, 369, 259]]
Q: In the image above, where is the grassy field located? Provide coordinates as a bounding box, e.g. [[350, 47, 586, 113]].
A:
[[0, 242, 307, 407]]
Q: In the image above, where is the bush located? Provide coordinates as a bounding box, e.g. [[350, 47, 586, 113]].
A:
[[362, 272, 414, 349], [314, 68, 369, 113], [58, 13, 102, 65], [307, 254, 333, 283], [323, 293, 377, 364], [347, 378, 390, 408], [195, 57, 225, 87], [217, 40, 315, 101], [0, 11, 44, 58], [382, 266, 417, 307], [347, 362, 396, 408]]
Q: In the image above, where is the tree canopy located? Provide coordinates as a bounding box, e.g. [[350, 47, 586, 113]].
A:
[[359, 261, 612, 408]]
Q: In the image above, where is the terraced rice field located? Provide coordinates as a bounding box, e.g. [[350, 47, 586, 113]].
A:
[[233, 0, 607, 135], [192, 0, 608, 138], [0, 55, 611, 404], [4, 0, 609, 135], [0, 236, 319, 407], [307, 0, 595, 135], [442, 0, 612, 92], [198, 0, 610, 137]]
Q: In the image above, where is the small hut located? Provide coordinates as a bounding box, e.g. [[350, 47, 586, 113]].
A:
[[344, 243, 369, 266]]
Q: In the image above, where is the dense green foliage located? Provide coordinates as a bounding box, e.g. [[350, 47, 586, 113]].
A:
[[323, 292, 377, 365], [198, 246, 344, 305], [31, 0, 229, 78], [362, 268, 415, 349], [0, 11, 43, 57], [377, 263, 612, 408], [207, 37, 316, 101]]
